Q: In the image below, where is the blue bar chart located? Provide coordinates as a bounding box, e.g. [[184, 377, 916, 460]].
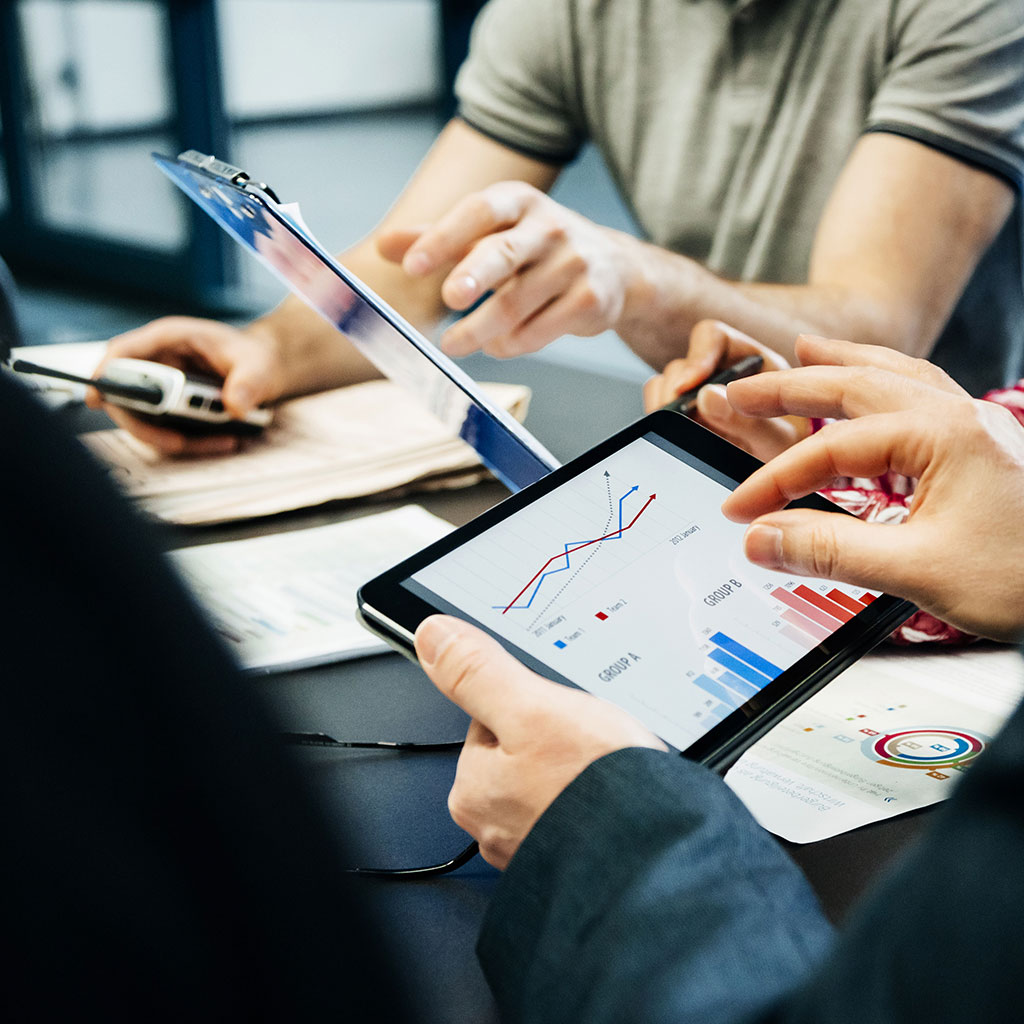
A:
[[694, 631, 785, 719]]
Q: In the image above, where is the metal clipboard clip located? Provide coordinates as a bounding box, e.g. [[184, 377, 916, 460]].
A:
[[176, 149, 281, 203]]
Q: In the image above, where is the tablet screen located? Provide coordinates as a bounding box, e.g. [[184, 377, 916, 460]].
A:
[[404, 431, 884, 753]]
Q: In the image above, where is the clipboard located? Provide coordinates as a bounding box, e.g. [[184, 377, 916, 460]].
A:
[[153, 150, 560, 492]]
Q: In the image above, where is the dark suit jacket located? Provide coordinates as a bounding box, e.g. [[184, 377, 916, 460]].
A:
[[0, 373, 410, 1020], [480, 673, 1024, 1022]]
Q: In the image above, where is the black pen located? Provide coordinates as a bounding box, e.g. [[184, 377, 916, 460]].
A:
[[661, 353, 764, 415]]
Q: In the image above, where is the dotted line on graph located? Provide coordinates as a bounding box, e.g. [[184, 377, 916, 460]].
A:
[[528, 474, 615, 632]]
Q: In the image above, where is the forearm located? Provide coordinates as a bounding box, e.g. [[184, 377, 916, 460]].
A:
[[618, 239, 921, 370]]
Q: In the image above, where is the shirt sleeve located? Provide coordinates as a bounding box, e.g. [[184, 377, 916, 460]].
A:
[[867, 0, 1024, 188], [454, 0, 584, 163]]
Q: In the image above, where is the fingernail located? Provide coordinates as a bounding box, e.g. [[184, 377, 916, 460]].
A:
[[405, 251, 432, 275], [451, 275, 478, 302], [744, 524, 784, 569], [697, 383, 729, 414], [415, 615, 459, 667]]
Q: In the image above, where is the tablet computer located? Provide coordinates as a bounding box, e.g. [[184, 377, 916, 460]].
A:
[[152, 150, 560, 492], [357, 410, 915, 771]]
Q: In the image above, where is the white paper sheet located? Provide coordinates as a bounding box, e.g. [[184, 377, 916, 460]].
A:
[[170, 505, 452, 672], [725, 646, 1024, 842]]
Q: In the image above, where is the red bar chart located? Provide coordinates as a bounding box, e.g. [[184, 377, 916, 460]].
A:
[[772, 583, 870, 647]]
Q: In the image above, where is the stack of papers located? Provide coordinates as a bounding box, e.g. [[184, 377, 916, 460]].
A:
[[171, 505, 452, 672], [84, 378, 530, 524]]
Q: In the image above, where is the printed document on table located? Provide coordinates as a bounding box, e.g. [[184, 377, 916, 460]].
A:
[[170, 505, 452, 672], [84, 378, 530, 524], [725, 645, 1024, 842]]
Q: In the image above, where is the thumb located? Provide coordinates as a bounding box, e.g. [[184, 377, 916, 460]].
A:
[[415, 615, 553, 735], [743, 509, 918, 599], [664, 320, 730, 395], [220, 343, 280, 417]]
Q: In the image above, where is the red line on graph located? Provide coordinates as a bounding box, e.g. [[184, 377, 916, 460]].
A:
[[501, 494, 656, 614]]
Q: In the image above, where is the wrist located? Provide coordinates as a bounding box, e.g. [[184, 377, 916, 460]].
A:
[[244, 307, 350, 399], [615, 237, 701, 368]]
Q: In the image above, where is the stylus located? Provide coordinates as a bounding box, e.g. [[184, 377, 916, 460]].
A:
[[662, 354, 764, 415], [10, 359, 164, 405]]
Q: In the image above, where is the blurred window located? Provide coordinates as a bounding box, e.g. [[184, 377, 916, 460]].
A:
[[19, 0, 186, 249]]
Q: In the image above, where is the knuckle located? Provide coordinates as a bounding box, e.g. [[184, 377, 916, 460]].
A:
[[545, 219, 569, 245], [495, 233, 520, 270], [509, 180, 541, 204], [849, 365, 883, 390], [806, 523, 839, 579], [573, 285, 601, 315], [495, 285, 523, 321], [564, 251, 587, 278]]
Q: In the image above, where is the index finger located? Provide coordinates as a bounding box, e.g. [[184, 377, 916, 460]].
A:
[[721, 410, 935, 521], [402, 182, 537, 277], [793, 335, 968, 397], [725, 363, 957, 422]]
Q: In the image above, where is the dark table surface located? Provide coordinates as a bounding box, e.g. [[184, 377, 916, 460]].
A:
[[73, 351, 933, 1022]]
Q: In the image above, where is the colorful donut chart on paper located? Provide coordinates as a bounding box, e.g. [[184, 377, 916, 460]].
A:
[[862, 728, 987, 773]]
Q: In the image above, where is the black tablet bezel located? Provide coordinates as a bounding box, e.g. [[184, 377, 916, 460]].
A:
[[358, 409, 915, 772]]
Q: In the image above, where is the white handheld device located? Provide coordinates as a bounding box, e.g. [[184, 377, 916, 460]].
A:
[[11, 356, 272, 435]]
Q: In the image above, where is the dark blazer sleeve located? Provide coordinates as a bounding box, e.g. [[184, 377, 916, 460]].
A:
[[479, 692, 1024, 1024], [760, 692, 1024, 1024], [477, 747, 835, 1024]]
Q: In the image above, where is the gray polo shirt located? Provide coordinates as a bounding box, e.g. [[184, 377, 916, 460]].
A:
[[455, 0, 1024, 394]]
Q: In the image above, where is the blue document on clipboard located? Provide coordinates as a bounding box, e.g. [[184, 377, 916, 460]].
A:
[[153, 150, 560, 492]]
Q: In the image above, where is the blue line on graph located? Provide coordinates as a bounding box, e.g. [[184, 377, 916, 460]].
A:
[[707, 648, 773, 688], [494, 485, 639, 611], [710, 632, 783, 678]]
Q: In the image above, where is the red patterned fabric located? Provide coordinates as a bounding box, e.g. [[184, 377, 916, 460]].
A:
[[810, 382, 1024, 646]]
